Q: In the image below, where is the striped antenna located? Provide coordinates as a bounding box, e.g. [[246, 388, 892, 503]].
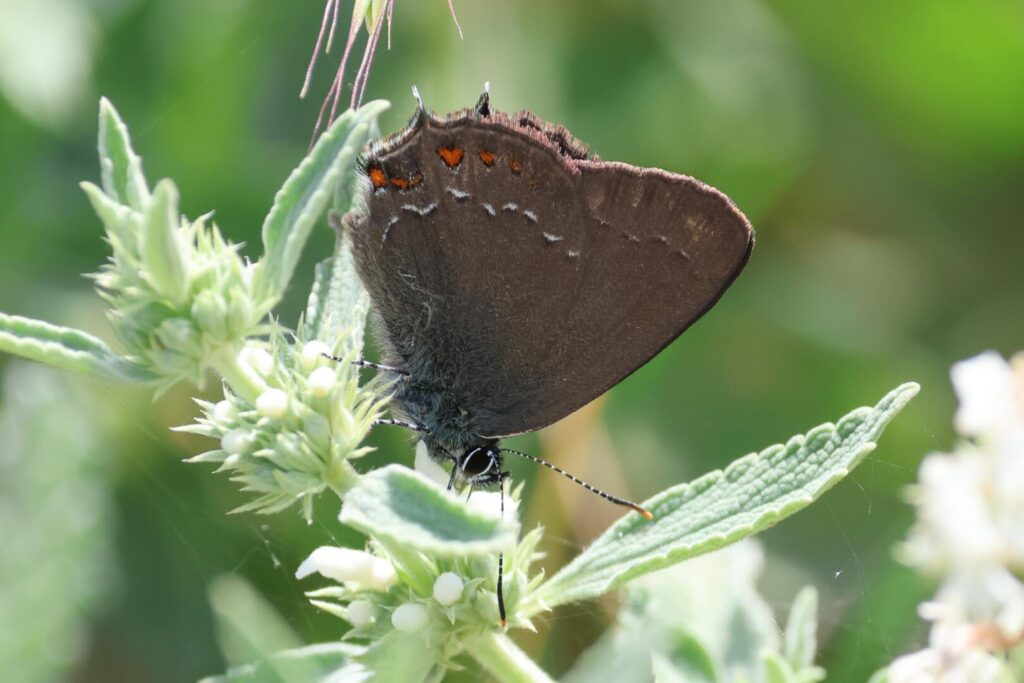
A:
[[499, 448, 653, 520]]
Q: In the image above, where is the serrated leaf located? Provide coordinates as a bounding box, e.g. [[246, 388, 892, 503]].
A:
[[305, 239, 369, 348], [255, 100, 389, 304], [98, 97, 150, 210], [0, 312, 155, 382], [531, 383, 919, 610], [784, 587, 818, 672], [339, 465, 518, 556]]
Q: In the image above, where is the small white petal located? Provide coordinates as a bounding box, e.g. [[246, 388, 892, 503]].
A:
[[239, 346, 275, 376], [951, 351, 1018, 437], [302, 340, 332, 369], [295, 546, 398, 591], [415, 441, 451, 487], [888, 648, 942, 683], [212, 400, 236, 423], [223, 453, 240, 467], [392, 603, 429, 632], [346, 599, 377, 627], [221, 428, 251, 455], [467, 490, 519, 524], [256, 389, 289, 419], [433, 572, 465, 606], [308, 366, 337, 398]]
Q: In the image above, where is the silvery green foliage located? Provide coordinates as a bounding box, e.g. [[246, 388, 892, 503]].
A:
[[563, 540, 825, 683], [0, 97, 388, 399], [174, 228, 390, 520], [175, 333, 388, 520], [526, 383, 919, 614], [282, 388, 915, 683], [300, 485, 545, 681], [0, 98, 922, 683], [0, 363, 116, 682]]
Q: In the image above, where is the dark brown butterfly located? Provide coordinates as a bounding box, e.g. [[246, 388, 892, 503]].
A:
[[341, 88, 753, 622]]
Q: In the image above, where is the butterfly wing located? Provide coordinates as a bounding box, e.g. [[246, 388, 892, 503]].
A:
[[348, 108, 752, 439]]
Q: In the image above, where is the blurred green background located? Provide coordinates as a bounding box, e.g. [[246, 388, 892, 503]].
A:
[[1, 0, 1022, 681]]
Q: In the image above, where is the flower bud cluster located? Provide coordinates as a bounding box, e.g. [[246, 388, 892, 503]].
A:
[[82, 177, 276, 392], [891, 351, 1024, 681], [178, 337, 388, 520], [296, 474, 544, 665]]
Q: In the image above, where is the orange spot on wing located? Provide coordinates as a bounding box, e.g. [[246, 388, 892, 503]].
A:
[[436, 145, 464, 168], [508, 159, 522, 174], [368, 166, 388, 189], [410, 171, 424, 187], [479, 150, 497, 166], [390, 176, 410, 190]]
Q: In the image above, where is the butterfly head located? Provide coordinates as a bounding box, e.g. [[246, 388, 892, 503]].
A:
[[456, 442, 504, 489]]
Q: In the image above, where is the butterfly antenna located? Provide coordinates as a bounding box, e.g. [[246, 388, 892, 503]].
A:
[[497, 472, 508, 627], [500, 448, 653, 520]]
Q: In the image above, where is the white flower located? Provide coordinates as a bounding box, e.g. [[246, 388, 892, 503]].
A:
[[433, 572, 465, 606], [951, 351, 1022, 438], [301, 340, 332, 370], [346, 599, 377, 627], [888, 646, 1003, 683], [308, 366, 337, 398], [414, 441, 451, 487], [391, 602, 429, 632], [936, 567, 1024, 644], [255, 388, 288, 419], [212, 399, 236, 423], [467, 490, 519, 524], [992, 426, 1024, 566], [295, 546, 398, 591], [220, 428, 251, 455], [901, 451, 1001, 570], [238, 346, 275, 376]]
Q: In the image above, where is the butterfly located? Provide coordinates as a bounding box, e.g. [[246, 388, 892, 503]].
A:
[[340, 88, 753, 622]]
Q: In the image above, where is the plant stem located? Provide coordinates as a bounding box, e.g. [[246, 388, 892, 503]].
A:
[[210, 346, 266, 403], [324, 458, 360, 497], [470, 632, 555, 683]]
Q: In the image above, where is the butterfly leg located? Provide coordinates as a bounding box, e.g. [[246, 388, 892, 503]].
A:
[[496, 470, 510, 627], [325, 354, 411, 378], [372, 418, 429, 432]]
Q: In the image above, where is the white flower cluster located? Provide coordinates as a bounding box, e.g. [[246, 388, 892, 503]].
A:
[[892, 351, 1024, 682], [179, 339, 386, 520], [294, 447, 540, 662]]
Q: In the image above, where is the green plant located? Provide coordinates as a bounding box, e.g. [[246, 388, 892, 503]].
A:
[[0, 99, 918, 682]]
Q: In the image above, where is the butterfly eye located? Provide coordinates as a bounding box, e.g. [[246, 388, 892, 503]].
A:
[[460, 448, 494, 477]]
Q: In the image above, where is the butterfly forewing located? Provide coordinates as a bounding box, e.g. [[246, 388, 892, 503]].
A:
[[348, 106, 752, 440]]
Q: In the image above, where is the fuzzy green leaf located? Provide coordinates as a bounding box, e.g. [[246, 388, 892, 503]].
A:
[[255, 100, 389, 304], [784, 587, 819, 673], [0, 312, 155, 382], [98, 97, 150, 210], [199, 644, 364, 683], [339, 465, 518, 556], [140, 179, 189, 305], [531, 383, 919, 610], [654, 629, 719, 683], [206, 575, 348, 683], [305, 239, 369, 348]]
